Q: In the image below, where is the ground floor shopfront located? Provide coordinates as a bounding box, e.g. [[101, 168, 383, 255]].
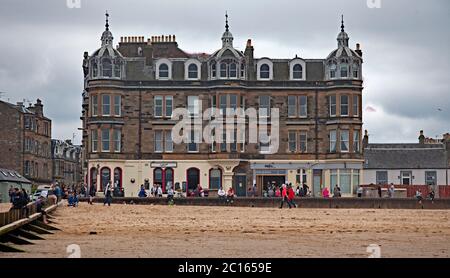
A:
[[86, 159, 363, 198]]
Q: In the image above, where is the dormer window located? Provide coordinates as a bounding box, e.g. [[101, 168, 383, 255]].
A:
[[159, 64, 169, 78], [211, 62, 217, 78], [330, 63, 337, 79], [91, 60, 98, 77], [260, 64, 270, 79], [352, 63, 359, 79], [220, 63, 227, 78], [102, 58, 112, 77], [293, 64, 303, 79], [188, 64, 198, 79], [240, 63, 245, 78], [229, 63, 237, 78], [340, 64, 348, 78]]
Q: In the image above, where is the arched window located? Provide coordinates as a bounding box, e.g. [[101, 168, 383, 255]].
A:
[[352, 63, 359, 78], [340, 63, 348, 78], [329, 62, 337, 79], [211, 62, 217, 78], [159, 63, 169, 78], [165, 168, 174, 191], [114, 59, 121, 78], [91, 60, 98, 77], [186, 168, 200, 195], [102, 58, 112, 77], [220, 63, 227, 78], [154, 168, 163, 187], [114, 167, 122, 188], [90, 167, 98, 191], [209, 168, 222, 190], [229, 63, 237, 78], [293, 64, 303, 79], [188, 64, 198, 79], [100, 167, 111, 192], [260, 64, 270, 79]]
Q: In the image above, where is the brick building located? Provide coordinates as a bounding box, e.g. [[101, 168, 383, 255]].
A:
[[51, 139, 82, 187], [0, 99, 52, 185], [81, 14, 364, 197]]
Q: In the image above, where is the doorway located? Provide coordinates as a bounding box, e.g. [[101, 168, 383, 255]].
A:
[[186, 168, 200, 195], [313, 170, 323, 197], [234, 175, 247, 197]]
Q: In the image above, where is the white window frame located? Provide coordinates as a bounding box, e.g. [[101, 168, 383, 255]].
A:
[[353, 95, 359, 117], [299, 95, 308, 118], [289, 58, 306, 81], [91, 130, 98, 153], [288, 131, 297, 152], [330, 130, 337, 153], [154, 96, 163, 118], [92, 95, 98, 116], [340, 95, 349, 116], [154, 131, 163, 153], [155, 58, 172, 80], [287, 96, 297, 118], [165, 130, 173, 153], [187, 96, 200, 117], [113, 129, 121, 153], [340, 130, 350, 153], [101, 129, 110, 152], [256, 59, 273, 81], [185, 59, 202, 80], [259, 95, 271, 118], [102, 94, 111, 116], [299, 131, 307, 153], [353, 130, 360, 153], [114, 95, 121, 116], [329, 95, 337, 117], [165, 96, 173, 118]]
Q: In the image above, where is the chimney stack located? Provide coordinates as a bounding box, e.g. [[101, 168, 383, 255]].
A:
[[355, 43, 363, 57], [34, 99, 43, 116], [419, 130, 425, 144]]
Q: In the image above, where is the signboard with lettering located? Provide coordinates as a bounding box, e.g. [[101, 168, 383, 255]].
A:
[[150, 162, 177, 168]]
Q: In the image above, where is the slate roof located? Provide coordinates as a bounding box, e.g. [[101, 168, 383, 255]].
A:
[[364, 143, 448, 169], [0, 168, 31, 184]]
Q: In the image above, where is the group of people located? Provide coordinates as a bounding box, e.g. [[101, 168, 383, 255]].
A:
[[264, 182, 311, 198], [279, 184, 297, 209], [8, 187, 31, 216], [218, 186, 235, 204]]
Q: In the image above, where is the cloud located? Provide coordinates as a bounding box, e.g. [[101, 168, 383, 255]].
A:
[[0, 0, 448, 145]]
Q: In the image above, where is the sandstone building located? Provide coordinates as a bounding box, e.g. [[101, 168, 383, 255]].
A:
[[81, 14, 364, 197]]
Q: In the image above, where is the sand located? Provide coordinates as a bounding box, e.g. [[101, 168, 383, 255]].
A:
[[1, 202, 450, 258]]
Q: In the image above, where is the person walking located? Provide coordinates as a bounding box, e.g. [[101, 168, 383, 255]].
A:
[[157, 185, 163, 198], [388, 184, 395, 198], [54, 183, 62, 203], [287, 185, 297, 208], [279, 184, 292, 209], [167, 187, 175, 205], [88, 184, 96, 205], [103, 182, 113, 206], [377, 185, 382, 198], [357, 186, 364, 198]]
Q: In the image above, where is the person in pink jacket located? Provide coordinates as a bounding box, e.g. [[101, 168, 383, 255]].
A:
[[322, 187, 330, 198]]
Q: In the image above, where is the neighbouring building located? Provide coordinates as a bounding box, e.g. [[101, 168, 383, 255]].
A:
[[0, 168, 32, 203], [81, 13, 364, 197], [363, 131, 450, 198], [51, 139, 82, 187], [0, 99, 52, 185]]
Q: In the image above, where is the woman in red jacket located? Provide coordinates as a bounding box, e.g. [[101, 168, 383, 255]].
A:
[[287, 185, 297, 208]]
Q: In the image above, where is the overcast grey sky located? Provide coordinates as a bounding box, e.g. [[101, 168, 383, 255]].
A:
[[0, 0, 449, 145]]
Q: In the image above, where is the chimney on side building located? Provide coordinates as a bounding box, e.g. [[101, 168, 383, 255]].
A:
[[362, 130, 369, 149], [419, 130, 425, 145]]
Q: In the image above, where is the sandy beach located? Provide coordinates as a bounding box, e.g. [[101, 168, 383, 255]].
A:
[[1, 202, 450, 258]]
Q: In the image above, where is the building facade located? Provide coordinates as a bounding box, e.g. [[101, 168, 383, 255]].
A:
[[81, 14, 364, 197], [363, 131, 450, 197], [51, 139, 82, 187], [0, 99, 52, 185]]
